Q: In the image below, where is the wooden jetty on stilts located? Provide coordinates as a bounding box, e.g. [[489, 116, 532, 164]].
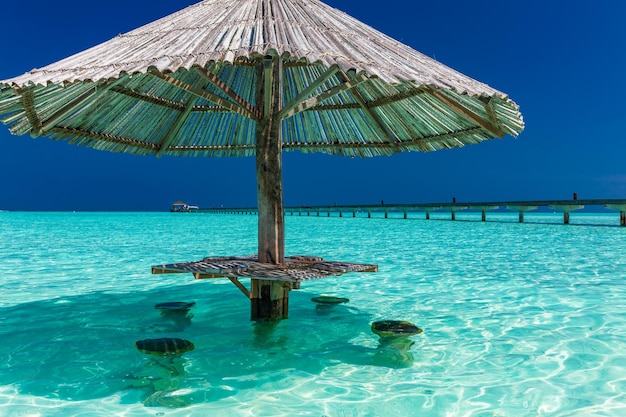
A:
[[201, 198, 626, 227]]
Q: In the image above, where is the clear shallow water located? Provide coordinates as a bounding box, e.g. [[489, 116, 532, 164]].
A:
[[1, 211, 626, 416]]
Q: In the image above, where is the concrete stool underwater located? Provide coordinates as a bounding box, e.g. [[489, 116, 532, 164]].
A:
[[153, 301, 196, 332], [371, 320, 423, 368], [135, 338, 195, 357], [136, 303, 196, 356], [155, 301, 196, 312], [133, 337, 196, 407], [311, 295, 350, 316], [311, 296, 350, 304]]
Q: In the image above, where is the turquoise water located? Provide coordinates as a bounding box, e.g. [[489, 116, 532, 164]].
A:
[[1, 211, 626, 416]]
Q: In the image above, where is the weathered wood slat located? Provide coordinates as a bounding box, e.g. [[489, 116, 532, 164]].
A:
[[151, 255, 378, 283], [150, 70, 257, 120]]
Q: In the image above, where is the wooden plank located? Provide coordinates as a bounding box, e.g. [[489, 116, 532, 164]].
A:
[[49, 126, 159, 152], [194, 66, 259, 120], [156, 90, 202, 157], [150, 70, 257, 120], [16, 87, 42, 136], [111, 84, 185, 111], [366, 87, 428, 108], [250, 279, 261, 320], [426, 88, 506, 138], [278, 65, 340, 120], [481, 96, 500, 131], [337, 70, 400, 149], [152, 267, 187, 274], [40, 85, 103, 133], [279, 73, 369, 119]]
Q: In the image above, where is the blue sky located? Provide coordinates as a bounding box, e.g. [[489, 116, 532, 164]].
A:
[[1, 0, 625, 211]]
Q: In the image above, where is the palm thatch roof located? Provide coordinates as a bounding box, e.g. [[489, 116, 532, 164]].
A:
[[0, 0, 523, 159]]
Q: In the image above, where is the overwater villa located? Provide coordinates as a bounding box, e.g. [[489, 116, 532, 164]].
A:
[[170, 201, 199, 212]]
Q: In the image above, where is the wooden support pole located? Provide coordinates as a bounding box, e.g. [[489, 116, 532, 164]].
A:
[[250, 280, 290, 320], [451, 210, 456, 221], [404, 211, 408, 219], [549, 204, 583, 226], [507, 205, 538, 223], [368, 211, 371, 218], [228, 277, 251, 299], [425, 211, 430, 220], [353, 211, 356, 218], [251, 57, 288, 321], [384, 210, 388, 219], [256, 57, 284, 265], [481, 209, 487, 222], [605, 204, 626, 226]]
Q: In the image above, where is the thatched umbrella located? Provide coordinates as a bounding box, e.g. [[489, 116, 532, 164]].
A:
[[0, 0, 523, 319]]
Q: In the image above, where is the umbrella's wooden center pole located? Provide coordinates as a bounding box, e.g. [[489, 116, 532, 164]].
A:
[[252, 57, 288, 320]]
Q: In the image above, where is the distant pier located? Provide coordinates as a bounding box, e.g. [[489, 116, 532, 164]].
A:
[[196, 198, 626, 226]]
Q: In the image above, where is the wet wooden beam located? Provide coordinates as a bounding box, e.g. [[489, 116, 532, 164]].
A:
[[278, 65, 339, 120], [194, 66, 259, 120], [426, 87, 506, 138], [150, 70, 257, 120], [278, 73, 369, 119], [229, 277, 251, 299]]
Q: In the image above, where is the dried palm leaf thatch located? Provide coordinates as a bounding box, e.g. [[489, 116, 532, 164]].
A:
[[0, 0, 523, 159]]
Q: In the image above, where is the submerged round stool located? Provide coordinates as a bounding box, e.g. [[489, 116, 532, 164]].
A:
[[311, 296, 349, 305], [371, 320, 421, 368], [371, 320, 422, 337], [153, 301, 195, 332], [135, 337, 195, 357], [371, 320, 422, 351], [312, 296, 349, 316], [154, 301, 196, 312]]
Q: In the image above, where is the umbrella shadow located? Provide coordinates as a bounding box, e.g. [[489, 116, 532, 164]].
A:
[[0, 287, 423, 410], [0, 285, 231, 406], [126, 353, 233, 408], [127, 355, 191, 407], [144, 309, 194, 333], [245, 297, 422, 371]]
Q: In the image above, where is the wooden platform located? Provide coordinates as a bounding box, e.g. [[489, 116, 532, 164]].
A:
[[152, 255, 378, 285]]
